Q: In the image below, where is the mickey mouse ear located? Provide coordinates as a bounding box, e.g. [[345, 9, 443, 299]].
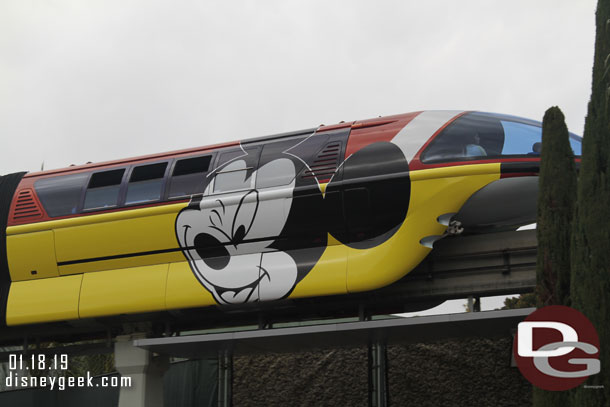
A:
[[326, 141, 411, 249]]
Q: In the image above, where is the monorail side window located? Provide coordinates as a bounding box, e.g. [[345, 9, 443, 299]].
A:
[[83, 168, 125, 210], [168, 155, 211, 199], [125, 162, 168, 205], [499, 121, 542, 155], [212, 148, 260, 194], [256, 137, 307, 189], [34, 173, 89, 217], [421, 113, 502, 163], [213, 161, 252, 194], [500, 122, 581, 156]]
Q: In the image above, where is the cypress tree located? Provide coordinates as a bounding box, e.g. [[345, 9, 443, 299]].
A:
[[571, 0, 610, 404], [535, 106, 576, 308], [533, 107, 576, 407]]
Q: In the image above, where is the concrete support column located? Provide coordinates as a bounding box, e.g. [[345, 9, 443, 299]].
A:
[[115, 334, 169, 407], [467, 296, 481, 312], [218, 349, 233, 407], [368, 340, 388, 407]]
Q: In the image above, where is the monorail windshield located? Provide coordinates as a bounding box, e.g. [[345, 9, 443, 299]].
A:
[[421, 112, 582, 163]]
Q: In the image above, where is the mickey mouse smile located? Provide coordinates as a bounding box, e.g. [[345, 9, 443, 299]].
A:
[[176, 158, 298, 305]]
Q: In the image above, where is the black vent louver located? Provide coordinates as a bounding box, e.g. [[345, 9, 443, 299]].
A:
[[302, 141, 341, 181]]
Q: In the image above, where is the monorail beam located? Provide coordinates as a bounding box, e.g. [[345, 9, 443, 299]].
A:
[[383, 229, 536, 303]]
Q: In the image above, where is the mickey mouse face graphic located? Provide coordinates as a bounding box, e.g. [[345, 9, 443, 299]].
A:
[[175, 135, 411, 306], [176, 157, 299, 305]]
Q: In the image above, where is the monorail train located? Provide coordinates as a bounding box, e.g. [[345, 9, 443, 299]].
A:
[[0, 111, 582, 327]]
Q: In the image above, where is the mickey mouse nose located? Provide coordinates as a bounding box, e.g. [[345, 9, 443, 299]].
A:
[[194, 233, 230, 270]]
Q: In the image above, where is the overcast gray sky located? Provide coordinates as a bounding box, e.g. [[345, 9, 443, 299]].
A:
[[0, 1, 597, 175]]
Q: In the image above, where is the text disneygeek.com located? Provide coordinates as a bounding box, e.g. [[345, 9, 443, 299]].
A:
[[5, 372, 132, 391]]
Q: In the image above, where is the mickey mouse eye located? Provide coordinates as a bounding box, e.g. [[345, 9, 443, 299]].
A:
[[194, 233, 230, 270], [231, 190, 259, 244], [233, 225, 246, 245]]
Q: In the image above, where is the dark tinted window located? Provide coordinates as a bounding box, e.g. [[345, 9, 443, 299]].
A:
[[35, 173, 89, 217], [421, 113, 582, 163], [214, 162, 252, 193], [216, 150, 246, 167], [168, 156, 211, 198], [125, 162, 168, 205], [421, 113, 504, 162], [83, 168, 125, 210], [256, 137, 306, 189], [212, 148, 260, 194], [130, 162, 166, 181], [500, 121, 542, 155]]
